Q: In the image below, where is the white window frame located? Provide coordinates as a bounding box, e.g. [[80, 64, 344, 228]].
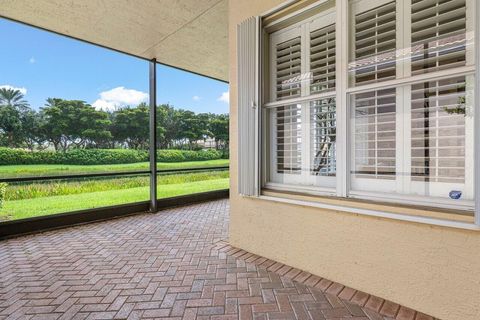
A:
[[256, 0, 480, 229], [266, 7, 338, 194], [347, 0, 475, 210]]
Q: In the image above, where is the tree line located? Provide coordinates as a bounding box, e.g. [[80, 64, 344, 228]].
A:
[[0, 88, 229, 152]]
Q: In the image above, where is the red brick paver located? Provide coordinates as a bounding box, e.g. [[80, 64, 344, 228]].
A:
[[0, 200, 434, 320]]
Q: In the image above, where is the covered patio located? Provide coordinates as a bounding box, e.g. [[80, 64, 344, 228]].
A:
[[0, 200, 429, 320], [0, 0, 474, 319]]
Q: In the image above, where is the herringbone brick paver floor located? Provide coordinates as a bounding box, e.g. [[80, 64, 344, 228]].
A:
[[0, 200, 432, 320]]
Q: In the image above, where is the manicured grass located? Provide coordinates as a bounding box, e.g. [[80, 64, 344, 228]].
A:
[[0, 160, 230, 221], [0, 159, 229, 178], [0, 178, 229, 221], [5, 171, 229, 201]]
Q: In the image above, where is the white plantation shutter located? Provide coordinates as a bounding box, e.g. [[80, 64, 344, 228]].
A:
[[308, 14, 337, 187], [411, 0, 467, 75], [408, 0, 473, 201], [238, 17, 261, 196], [310, 24, 336, 93], [262, 0, 475, 208], [353, 1, 397, 85], [268, 9, 337, 189], [410, 76, 467, 184], [274, 105, 302, 174], [350, 1, 398, 185], [275, 36, 302, 100], [352, 88, 397, 181]]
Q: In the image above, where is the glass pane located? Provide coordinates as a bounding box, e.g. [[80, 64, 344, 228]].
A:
[[267, 100, 336, 189], [349, 0, 397, 86], [349, 0, 474, 86], [276, 37, 302, 100], [0, 18, 149, 221], [310, 98, 336, 177], [310, 23, 336, 94], [351, 88, 397, 182], [410, 75, 471, 197], [274, 105, 302, 175], [349, 75, 474, 207], [155, 64, 230, 201], [156, 170, 229, 199], [2, 174, 149, 220], [411, 0, 470, 75]]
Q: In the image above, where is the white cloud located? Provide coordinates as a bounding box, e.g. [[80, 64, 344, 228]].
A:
[[218, 91, 229, 104], [0, 85, 27, 95], [92, 99, 117, 111], [192, 95, 201, 101], [29, 57, 36, 64], [92, 86, 148, 111]]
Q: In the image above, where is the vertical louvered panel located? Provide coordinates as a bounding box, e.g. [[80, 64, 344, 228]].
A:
[[238, 17, 260, 196], [276, 37, 302, 100], [411, 0, 467, 75], [410, 76, 466, 183], [275, 105, 302, 174], [353, 1, 397, 85], [353, 88, 397, 179], [310, 24, 336, 94], [310, 98, 336, 176]]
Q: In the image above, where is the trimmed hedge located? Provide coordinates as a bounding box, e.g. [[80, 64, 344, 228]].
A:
[[0, 148, 224, 165], [157, 149, 222, 162], [61, 149, 148, 165], [0, 148, 148, 165]]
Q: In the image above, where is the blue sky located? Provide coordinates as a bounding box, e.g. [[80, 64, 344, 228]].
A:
[[0, 18, 229, 114]]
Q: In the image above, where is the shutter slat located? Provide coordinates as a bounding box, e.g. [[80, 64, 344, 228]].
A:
[[356, 2, 396, 20], [275, 36, 301, 101], [410, 76, 466, 183], [353, 1, 397, 86], [356, 29, 396, 48], [310, 47, 336, 60], [355, 20, 396, 40], [353, 87, 396, 179], [412, 0, 458, 12], [310, 23, 335, 94], [310, 33, 335, 46], [412, 4, 464, 23], [275, 105, 302, 174], [412, 20, 465, 42], [411, 0, 466, 76]]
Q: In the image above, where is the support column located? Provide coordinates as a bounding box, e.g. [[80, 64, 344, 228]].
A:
[[149, 59, 158, 212]]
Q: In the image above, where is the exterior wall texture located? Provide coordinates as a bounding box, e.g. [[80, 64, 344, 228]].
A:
[[228, 1, 480, 320]]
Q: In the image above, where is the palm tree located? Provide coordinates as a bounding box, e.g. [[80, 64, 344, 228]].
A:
[[0, 88, 29, 109], [0, 88, 29, 147]]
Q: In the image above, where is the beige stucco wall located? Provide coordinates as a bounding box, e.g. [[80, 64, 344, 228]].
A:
[[228, 1, 480, 320]]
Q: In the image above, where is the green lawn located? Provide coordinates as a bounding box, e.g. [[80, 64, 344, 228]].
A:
[[5, 171, 229, 201], [0, 178, 229, 221], [0, 159, 229, 178], [0, 160, 230, 221]]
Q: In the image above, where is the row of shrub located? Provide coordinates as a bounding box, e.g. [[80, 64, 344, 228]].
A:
[[0, 148, 226, 165]]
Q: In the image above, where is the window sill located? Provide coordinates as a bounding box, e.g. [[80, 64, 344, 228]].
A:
[[258, 189, 479, 231]]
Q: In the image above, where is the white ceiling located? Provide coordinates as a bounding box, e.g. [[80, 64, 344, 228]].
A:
[[0, 0, 229, 81]]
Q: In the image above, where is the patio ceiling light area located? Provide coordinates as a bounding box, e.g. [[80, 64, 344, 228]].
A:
[[0, 0, 228, 81]]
